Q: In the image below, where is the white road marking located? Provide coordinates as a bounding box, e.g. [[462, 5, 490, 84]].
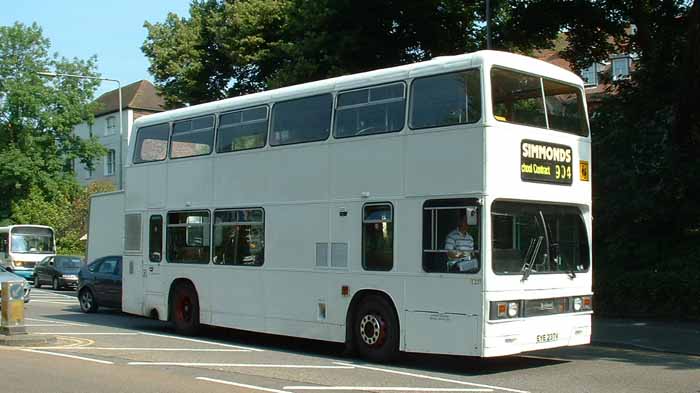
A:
[[30, 300, 79, 305], [34, 347, 251, 352], [25, 318, 86, 326], [32, 290, 78, 299], [139, 331, 263, 351], [130, 362, 355, 369], [284, 387, 492, 392], [34, 332, 139, 335], [333, 362, 530, 393], [22, 349, 114, 365], [25, 324, 73, 327], [197, 377, 292, 393]]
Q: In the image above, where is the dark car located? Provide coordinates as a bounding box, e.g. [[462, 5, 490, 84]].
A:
[[77, 256, 122, 313], [34, 255, 83, 290]]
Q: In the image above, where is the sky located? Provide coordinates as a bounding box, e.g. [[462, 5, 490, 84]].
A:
[[2, 0, 192, 97]]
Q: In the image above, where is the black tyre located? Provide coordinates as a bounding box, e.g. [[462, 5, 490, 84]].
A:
[[34, 276, 41, 288], [171, 283, 200, 336], [52, 277, 60, 290], [79, 288, 98, 313], [354, 295, 399, 362]]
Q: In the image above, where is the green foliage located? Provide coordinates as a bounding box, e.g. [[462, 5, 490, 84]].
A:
[[0, 22, 107, 224], [594, 268, 700, 320], [10, 181, 117, 256], [143, 0, 562, 107]]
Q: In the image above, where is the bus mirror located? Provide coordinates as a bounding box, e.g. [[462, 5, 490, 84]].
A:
[[467, 207, 478, 226]]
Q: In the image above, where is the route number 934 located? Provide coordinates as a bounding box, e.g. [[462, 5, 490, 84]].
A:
[[555, 164, 572, 180]]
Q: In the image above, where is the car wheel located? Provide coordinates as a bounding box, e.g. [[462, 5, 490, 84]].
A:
[[171, 283, 200, 336], [79, 288, 98, 313], [34, 276, 41, 288], [52, 277, 60, 290], [355, 295, 399, 362]]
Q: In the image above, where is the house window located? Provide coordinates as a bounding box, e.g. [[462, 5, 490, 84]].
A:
[[104, 149, 116, 176], [580, 64, 600, 87], [612, 56, 631, 80], [105, 116, 117, 135]]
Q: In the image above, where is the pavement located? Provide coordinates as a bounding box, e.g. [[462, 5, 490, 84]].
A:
[[592, 317, 700, 356]]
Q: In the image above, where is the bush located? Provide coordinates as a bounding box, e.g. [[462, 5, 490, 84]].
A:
[[594, 268, 700, 320]]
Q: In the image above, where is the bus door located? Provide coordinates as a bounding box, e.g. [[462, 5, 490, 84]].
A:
[[145, 213, 163, 294], [122, 213, 144, 315]]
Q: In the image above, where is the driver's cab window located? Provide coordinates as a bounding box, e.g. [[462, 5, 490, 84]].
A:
[[423, 199, 481, 273]]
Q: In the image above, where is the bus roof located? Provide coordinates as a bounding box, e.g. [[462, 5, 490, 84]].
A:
[[0, 225, 54, 232], [133, 50, 584, 129]]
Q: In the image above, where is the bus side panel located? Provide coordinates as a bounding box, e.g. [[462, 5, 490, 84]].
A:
[[404, 275, 482, 356], [87, 192, 125, 263], [405, 127, 484, 197], [329, 136, 403, 200]]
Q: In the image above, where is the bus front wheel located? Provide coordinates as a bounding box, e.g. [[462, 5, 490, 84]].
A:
[[355, 295, 399, 362], [171, 283, 200, 336]]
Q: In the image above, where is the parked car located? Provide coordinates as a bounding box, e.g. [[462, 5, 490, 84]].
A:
[[34, 255, 83, 290], [77, 256, 122, 313], [0, 265, 31, 303]]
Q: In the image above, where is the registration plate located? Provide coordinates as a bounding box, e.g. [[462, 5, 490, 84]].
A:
[[536, 332, 559, 343]]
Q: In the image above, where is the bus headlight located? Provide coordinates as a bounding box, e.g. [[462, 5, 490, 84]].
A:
[[508, 302, 519, 317], [573, 297, 582, 311], [492, 301, 520, 319], [572, 296, 593, 312]]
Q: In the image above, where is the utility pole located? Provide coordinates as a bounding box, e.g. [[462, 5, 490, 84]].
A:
[[486, 0, 493, 49]]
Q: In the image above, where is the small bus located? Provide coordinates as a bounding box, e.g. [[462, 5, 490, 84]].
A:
[[0, 225, 56, 281], [102, 50, 592, 361]]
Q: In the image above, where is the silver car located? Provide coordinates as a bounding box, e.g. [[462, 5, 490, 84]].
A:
[[0, 265, 31, 303]]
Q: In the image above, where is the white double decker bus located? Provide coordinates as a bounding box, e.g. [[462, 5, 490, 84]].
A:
[[115, 50, 592, 361]]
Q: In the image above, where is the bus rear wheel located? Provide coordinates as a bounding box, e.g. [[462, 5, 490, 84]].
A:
[[171, 283, 200, 336], [354, 295, 399, 362]]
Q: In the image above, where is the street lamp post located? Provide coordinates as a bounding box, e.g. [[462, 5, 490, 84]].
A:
[[37, 71, 124, 190]]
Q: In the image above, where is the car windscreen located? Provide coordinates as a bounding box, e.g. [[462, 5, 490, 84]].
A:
[[57, 257, 82, 270]]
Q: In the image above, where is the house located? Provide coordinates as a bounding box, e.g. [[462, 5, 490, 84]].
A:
[[74, 80, 165, 189], [536, 44, 635, 112]]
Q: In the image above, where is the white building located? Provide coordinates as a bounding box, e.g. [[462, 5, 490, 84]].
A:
[[74, 80, 164, 188]]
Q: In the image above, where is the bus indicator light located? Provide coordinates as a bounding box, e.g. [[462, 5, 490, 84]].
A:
[[341, 286, 349, 296], [580, 160, 589, 181]]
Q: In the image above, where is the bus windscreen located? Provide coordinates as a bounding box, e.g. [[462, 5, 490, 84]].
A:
[[11, 227, 55, 253]]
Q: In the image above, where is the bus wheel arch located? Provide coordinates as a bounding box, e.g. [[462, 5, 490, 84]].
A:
[[346, 290, 400, 362], [168, 278, 200, 336]]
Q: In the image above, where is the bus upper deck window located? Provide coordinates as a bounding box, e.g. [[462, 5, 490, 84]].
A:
[[410, 70, 481, 130], [491, 68, 546, 129]]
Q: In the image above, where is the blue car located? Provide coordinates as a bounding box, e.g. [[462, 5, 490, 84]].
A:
[[0, 265, 31, 303]]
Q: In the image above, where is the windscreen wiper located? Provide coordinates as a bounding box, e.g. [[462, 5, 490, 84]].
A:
[[521, 236, 543, 281]]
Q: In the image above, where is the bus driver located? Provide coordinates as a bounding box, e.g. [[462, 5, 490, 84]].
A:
[[445, 210, 477, 272]]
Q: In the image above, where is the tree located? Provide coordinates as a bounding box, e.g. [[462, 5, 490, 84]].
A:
[[143, 0, 568, 107], [0, 22, 106, 223]]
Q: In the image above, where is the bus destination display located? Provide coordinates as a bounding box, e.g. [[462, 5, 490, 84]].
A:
[[521, 140, 573, 185]]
